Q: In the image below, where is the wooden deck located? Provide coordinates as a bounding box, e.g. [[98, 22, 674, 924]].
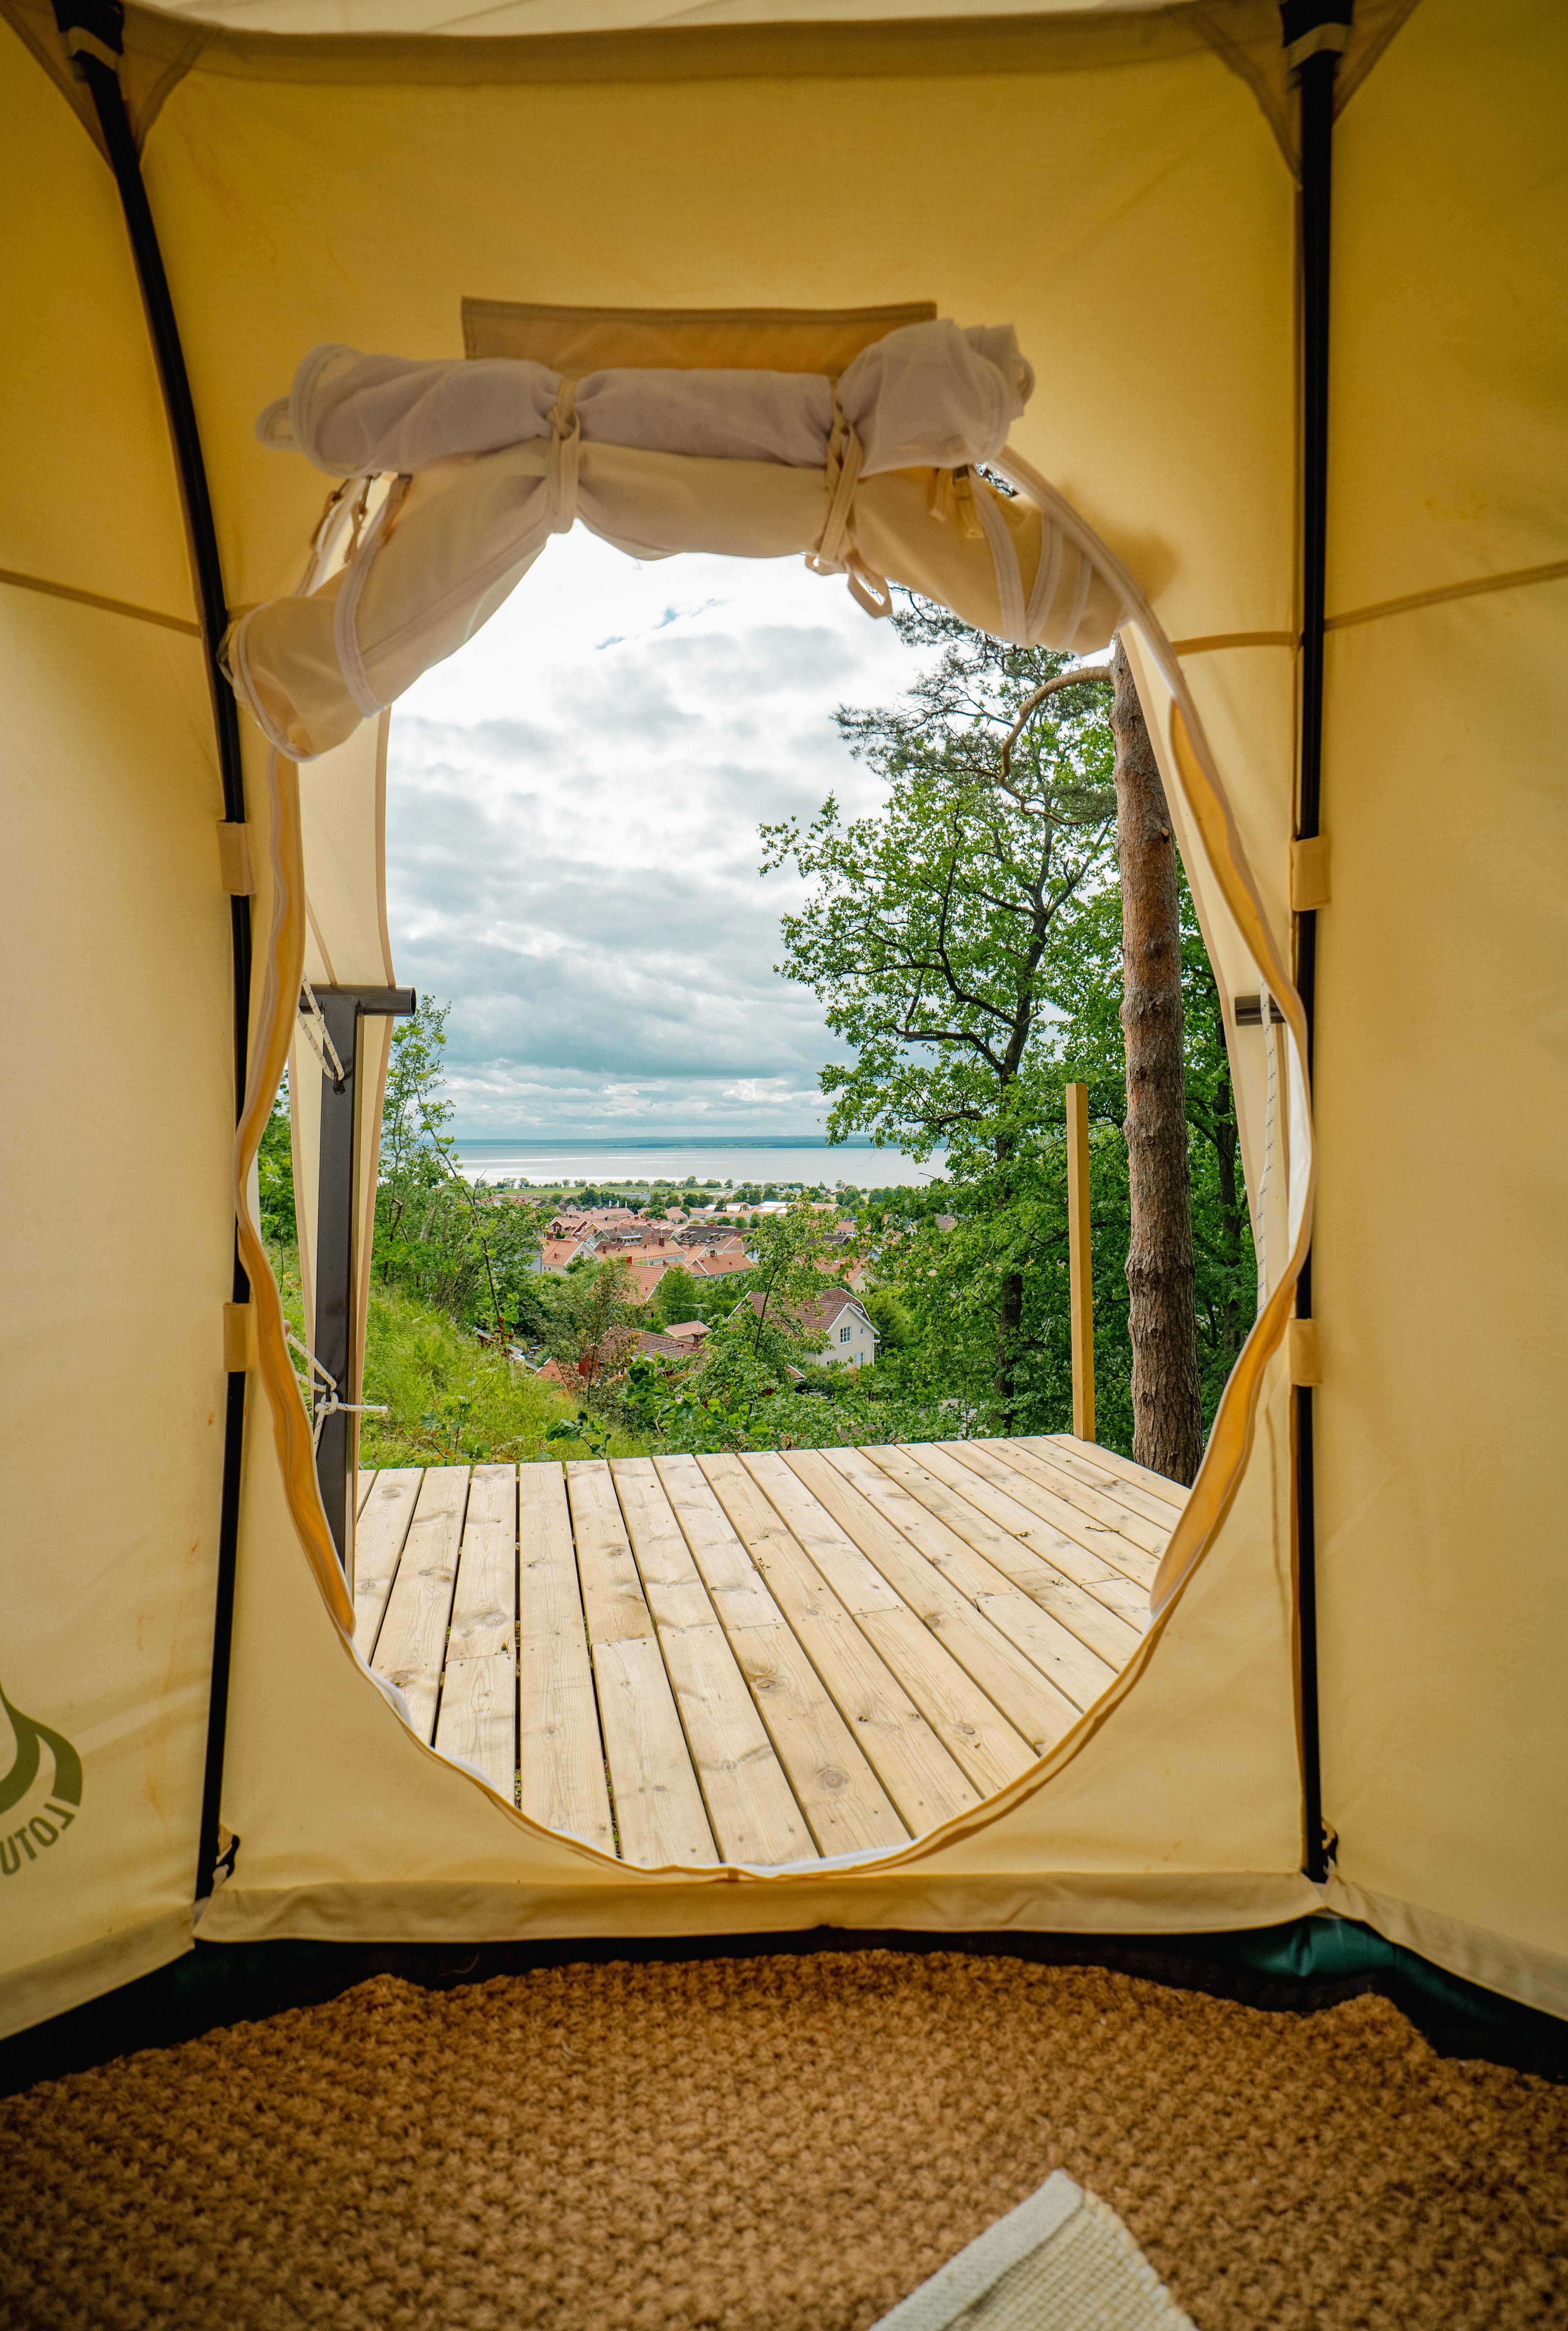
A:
[[353, 1438, 1186, 1867]]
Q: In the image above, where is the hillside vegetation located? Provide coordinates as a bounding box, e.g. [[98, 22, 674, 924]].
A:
[[266, 1244, 653, 1468]]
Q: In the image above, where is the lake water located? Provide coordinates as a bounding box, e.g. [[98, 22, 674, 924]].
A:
[[453, 1139, 946, 1190]]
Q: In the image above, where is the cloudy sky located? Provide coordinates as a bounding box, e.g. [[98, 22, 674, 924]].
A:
[[384, 526, 926, 1139]]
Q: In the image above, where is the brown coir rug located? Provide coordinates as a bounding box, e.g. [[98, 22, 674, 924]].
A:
[[1, 1953, 1564, 2331]]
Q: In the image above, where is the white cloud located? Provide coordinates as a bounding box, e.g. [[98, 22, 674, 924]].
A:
[[385, 525, 920, 1137]]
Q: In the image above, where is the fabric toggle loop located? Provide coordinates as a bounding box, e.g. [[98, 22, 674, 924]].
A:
[[925, 463, 988, 541], [805, 399, 890, 620], [546, 376, 582, 536]]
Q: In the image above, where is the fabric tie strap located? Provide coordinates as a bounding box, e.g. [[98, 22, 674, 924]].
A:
[[806, 399, 891, 619], [546, 376, 582, 535]]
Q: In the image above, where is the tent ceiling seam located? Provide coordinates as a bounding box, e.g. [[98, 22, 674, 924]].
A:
[[1173, 628, 1294, 653], [1325, 556, 1568, 632], [0, 562, 200, 636], [1170, 552, 1568, 653]]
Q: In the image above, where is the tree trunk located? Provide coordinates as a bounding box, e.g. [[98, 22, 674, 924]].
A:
[[1111, 638, 1204, 1484]]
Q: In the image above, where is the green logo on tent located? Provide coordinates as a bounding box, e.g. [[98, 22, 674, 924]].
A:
[[0, 1684, 83, 1878]]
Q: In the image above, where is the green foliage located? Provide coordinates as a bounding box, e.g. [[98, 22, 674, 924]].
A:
[[604, 1200, 956, 1456], [544, 1409, 613, 1458], [257, 1085, 296, 1246], [1032, 871, 1257, 1422], [563, 1184, 630, 1209], [266, 1243, 633, 1466], [878, 1125, 1136, 1454], [765, 595, 1257, 1456], [761, 600, 1116, 1173], [648, 1264, 708, 1329], [860, 1285, 915, 1352], [551, 1257, 641, 1405], [373, 999, 547, 1336]]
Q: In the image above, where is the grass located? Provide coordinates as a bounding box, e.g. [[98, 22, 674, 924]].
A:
[[265, 1246, 653, 1467]]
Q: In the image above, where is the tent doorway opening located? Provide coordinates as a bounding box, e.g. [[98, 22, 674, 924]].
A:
[[299, 529, 1203, 1871]]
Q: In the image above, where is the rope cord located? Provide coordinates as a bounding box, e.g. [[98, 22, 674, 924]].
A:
[[298, 977, 346, 1088], [285, 1328, 388, 1453]]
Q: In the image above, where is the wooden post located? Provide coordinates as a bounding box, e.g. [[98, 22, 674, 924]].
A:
[[1065, 1082, 1096, 1442]]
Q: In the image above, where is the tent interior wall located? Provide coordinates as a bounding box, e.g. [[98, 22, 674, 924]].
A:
[[1, 0, 1564, 2053]]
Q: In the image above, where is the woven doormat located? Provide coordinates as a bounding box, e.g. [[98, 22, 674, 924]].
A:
[[873, 2171, 1194, 2331]]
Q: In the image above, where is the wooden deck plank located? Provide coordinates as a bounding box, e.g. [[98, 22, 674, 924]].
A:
[[357, 1470, 376, 1516], [839, 1447, 1123, 1711], [567, 1462, 718, 1868], [371, 1465, 469, 1741], [744, 1454, 1037, 1801], [985, 1448, 1175, 1576], [434, 1465, 518, 1799], [352, 1466, 423, 1660], [919, 1441, 1159, 1607], [434, 1651, 516, 1797], [1007, 1436, 1186, 1534], [1046, 1433, 1190, 1512], [655, 1456, 909, 1857], [913, 1436, 1156, 1641], [953, 1440, 1169, 1558], [446, 1464, 519, 1661], [613, 1460, 812, 1866], [516, 1466, 614, 1852], [784, 1451, 1082, 1756], [877, 1444, 1149, 1670], [992, 1438, 1178, 1551], [703, 1454, 983, 1835], [919, 1441, 1156, 1617]]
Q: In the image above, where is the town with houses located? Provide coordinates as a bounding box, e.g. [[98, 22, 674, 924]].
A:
[[526, 1194, 885, 1389]]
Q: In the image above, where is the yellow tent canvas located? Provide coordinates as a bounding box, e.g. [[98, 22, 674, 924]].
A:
[[0, 0, 1563, 2045]]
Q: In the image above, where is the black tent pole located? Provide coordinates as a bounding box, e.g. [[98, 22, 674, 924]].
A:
[[53, 1, 251, 1905], [1282, 1, 1350, 1885]]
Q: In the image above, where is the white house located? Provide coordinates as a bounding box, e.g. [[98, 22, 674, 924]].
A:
[[795, 1287, 880, 1371]]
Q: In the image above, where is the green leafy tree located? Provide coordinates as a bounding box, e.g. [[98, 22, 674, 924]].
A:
[[875, 1129, 1135, 1451], [257, 1081, 296, 1246], [766, 600, 1257, 1456], [374, 998, 544, 1339], [649, 1264, 707, 1330], [538, 1256, 640, 1408], [860, 1285, 914, 1352], [762, 599, 1116, 1419], [733, 1201, 841, 1354]]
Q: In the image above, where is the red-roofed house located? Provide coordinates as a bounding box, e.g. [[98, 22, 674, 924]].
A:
[[691, 1249, 753, 1281], [627, 1328, 704, 1365], [660, 1321, 710, 1352], [623, 1260, 675, 1306]]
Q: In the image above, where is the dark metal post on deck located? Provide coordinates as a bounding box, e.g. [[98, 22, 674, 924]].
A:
[[308, 987, 415, 1572]]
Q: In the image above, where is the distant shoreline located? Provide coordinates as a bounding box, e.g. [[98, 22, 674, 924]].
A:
[[451, 1137, 918, 1149], [452, 1136, 947, 1189]]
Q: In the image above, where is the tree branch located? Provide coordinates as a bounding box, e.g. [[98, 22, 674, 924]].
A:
[[998, 665, 1114, 787]]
